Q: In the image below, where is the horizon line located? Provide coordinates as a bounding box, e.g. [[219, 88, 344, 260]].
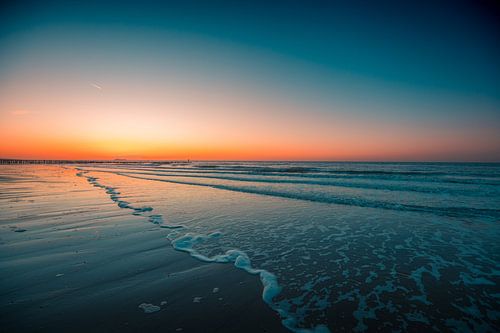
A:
[[1, 158, 499, 164]]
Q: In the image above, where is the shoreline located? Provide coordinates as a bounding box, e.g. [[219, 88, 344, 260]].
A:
[[0, 165, 287, 332]]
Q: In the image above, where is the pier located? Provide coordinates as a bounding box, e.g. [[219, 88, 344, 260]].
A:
[[0, 159, 181, 165]]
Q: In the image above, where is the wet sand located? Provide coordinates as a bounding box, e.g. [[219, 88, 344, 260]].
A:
[[0, 165, 286, 333]]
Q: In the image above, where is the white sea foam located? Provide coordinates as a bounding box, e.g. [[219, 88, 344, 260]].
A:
[[138, 303, 161, 313], [148, 214, 163, 224]]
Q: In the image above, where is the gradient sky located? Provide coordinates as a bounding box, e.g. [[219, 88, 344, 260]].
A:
[[1, 0, 499, 161]]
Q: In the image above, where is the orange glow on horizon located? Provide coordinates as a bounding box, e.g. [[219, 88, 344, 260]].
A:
[[1, 68, 498, 162], [1, 127, 497, 162]]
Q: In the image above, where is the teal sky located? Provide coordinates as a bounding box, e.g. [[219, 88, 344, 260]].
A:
[[1, 1, 499, 161]]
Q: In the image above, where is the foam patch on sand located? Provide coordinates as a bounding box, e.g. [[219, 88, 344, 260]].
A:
[[149, 215, 185, 229], [148, 214, 163, 224], [138, 303, 161, 313]]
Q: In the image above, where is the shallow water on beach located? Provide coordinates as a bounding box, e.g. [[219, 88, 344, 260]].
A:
[[3, 162, 500, 332]]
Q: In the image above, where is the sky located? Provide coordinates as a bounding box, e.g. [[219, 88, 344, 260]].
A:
[[0, 0, 499, 161]]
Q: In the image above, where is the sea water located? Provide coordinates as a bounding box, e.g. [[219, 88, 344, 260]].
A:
[[76, 162, 500, 332]]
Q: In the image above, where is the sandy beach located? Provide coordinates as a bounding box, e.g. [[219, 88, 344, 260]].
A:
[[0, 165, 286, 333]]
